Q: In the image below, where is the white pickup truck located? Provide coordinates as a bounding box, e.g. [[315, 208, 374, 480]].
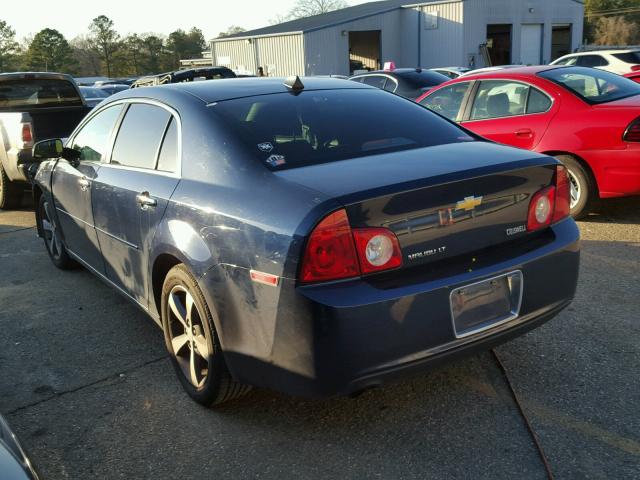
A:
[[0, 72, 91, 209]]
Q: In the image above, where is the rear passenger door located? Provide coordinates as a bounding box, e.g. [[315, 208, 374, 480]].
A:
[[91, 101, 180, 306], [460, 80, 555, 150]]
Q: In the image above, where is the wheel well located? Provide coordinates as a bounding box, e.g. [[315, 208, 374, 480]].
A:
[[152, 254, 182, 316], [542, 151, 599, 196]]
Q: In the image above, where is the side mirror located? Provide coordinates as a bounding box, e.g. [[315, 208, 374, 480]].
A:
[[33, 139, 64, 159]]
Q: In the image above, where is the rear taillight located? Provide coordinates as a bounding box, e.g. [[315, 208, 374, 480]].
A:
[[630, 65, 640, 72], [527, 165, 571, 231], [352, 228, 402, 275], [21, 123, 33, 145], [623, 117, 640, 142], [300, 209, 403, 283]]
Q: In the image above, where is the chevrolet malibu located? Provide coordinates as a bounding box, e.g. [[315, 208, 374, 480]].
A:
[[32, 77, 580, 406]]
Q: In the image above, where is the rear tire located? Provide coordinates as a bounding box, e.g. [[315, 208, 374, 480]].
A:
[[161, 264, 251, 406], [0, 163, 23, 210], [555, 155, 595, 220], [37, 194, 75, 270]]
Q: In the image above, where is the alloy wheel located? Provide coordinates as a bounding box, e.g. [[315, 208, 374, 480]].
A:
[[567, 169, 581, 210], [41, 201, 62, 260], [167, 285, 210, 388]]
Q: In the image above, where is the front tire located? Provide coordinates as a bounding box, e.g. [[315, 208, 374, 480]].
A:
[[555, 155, 595, 220], [161, 264, 251, 406], [0, 163, 23, 210], [38, 195, 75, 269]]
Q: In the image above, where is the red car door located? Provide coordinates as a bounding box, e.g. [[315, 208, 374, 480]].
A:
[[461, 80, 555, 150]]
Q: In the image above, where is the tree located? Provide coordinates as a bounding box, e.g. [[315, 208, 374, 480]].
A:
[[217, 26, 246, 38], [289, 0, 349, 19], [584, 0, 640, 43], [593, 15, 637, 44], [70, 35, 102, 76], [25, 28, 75, 72], [89, 15, 120, 76], [122, 34, 144, 75], [165, 27, 206, 69], [139, 34, 166, 74], [0, 20, 20, 72]]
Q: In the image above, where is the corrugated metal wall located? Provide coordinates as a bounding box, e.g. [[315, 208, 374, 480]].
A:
[[463, 0, 584, 67], [303, 10, 406, 76], [255, 34, 305, 76], [415, 1, 465, 68], [211, 34, 305, 76]]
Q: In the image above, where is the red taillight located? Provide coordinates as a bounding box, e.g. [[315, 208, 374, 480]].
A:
[[21, 123, 33, 144], [553, 165, 571, 223], [300, 209, 360, 283], [300, 209, 403, 283], [352, 228, 402, 274], [527, 165, 571, 230], [630, 65, 640, 72], [624, 117, 640, 142]]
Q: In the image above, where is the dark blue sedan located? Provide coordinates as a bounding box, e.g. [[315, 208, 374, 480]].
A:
[[32, 77, 580, 405]]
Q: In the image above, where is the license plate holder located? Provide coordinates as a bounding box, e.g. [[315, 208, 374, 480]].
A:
[[450, 271, 523, 338]]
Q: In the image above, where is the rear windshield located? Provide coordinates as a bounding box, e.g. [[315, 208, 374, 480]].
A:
[[612, 51, 640, 64], [0, 78, 83, 109], [399, 71, 448, 88], [538, 66, 640, 104], [210, 89, 475, 170]]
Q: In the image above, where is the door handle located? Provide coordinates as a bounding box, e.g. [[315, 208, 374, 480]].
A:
[[136, 192, 157, 209], [78, 177, 91, 191], [515, 128, 533, 138]]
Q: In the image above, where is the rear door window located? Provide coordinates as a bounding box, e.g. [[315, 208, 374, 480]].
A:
[[576, 55, 608, 67], [526, 88, 552, 113], [210, 89, 475, 170], [156, 118, 179, 173], [612, 51, 640, 64], [470, 81, 529, 120], [361, 76, 387, 89], [110, 103, 171, 170], [420, 82, 471, 121]]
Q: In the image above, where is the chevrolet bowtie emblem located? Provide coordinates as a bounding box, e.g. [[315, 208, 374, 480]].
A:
[[456, 196, 483, 211]]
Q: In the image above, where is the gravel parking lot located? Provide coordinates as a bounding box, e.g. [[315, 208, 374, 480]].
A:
[[1, 195, 639, 479]]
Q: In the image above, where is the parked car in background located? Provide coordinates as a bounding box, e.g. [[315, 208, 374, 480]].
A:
[[624, 71, 640, 84], [98, 84, 131, 95], [460, 65, 524, 76], [79, 86, 110, 107], [0, 414, 41, 479], [550, 49, 640, 75], [0, 72, 91, 209], [430, 67, 472, 79], [349, 67, 449, 99], [417, 66, 640, 218], [32, 77, 578, 406], [131, 67, 236, 88]]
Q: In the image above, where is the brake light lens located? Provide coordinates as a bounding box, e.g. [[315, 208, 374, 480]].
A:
[[624, 117, 640, 142], [300, 209, 360, 283], [352, 228, 402, 274], [300, 209, 403, 283], [553, 165, 571, 223], [21, 123, 33, 144], [527, 186, 555, 231]]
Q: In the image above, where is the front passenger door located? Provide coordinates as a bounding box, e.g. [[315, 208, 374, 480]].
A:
[[91, 102, 180, 306]]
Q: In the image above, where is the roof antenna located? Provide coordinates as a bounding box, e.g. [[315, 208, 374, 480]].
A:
[[284, 75, 304, 93]]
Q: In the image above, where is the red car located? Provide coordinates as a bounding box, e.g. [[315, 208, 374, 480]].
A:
[[417, 66, 640, 218], [624, 71, 640, 84]]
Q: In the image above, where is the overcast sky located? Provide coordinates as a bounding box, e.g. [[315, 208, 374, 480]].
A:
[[3, 0, 370, 42]]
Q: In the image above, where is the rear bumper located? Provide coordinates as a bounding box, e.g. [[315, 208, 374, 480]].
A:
[[581, 147, 640, 198], [214, 219, 580, 397]]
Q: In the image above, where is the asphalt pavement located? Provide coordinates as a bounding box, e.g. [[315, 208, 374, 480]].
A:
[[1, 196, 638, 479]]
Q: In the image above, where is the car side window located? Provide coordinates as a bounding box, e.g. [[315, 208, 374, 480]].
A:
[[70, 105, 122, 162], [420, 82, 470, 121], [383, 78, 397, 92], [156, 117, 179, 173], [110, 103, 171, 170], [577, 55, 608, 67], [470, 81, 529, 120], [526, 87, 552, 114], [362, 76, 387, 89]]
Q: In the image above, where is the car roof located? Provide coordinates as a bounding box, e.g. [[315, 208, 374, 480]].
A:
[[560, 49, 640, 56], [457, 65, 562, 80], [0, 72, 75, 82], [113, 76, 371, 104], [352, 68, 430, 76]]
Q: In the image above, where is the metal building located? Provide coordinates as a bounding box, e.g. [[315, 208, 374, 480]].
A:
[[210, 0, 584, 76]]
